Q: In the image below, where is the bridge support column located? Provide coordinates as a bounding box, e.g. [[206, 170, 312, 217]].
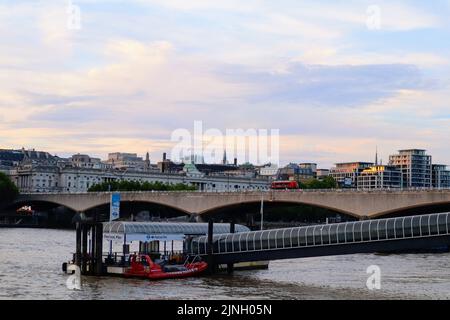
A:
[[227, 219, 235, 274], [81, 224, 88, 275], [90, 222, 96, 275], [207, 219, 216, 274], [75, 222, 82, 267], [94, 222, 103, 276]]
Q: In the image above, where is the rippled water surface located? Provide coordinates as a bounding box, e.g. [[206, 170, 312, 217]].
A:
[[1, 228, 449, 300]]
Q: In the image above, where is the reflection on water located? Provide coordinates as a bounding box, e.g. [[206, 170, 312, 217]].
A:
[[0, 228, 449, 300]]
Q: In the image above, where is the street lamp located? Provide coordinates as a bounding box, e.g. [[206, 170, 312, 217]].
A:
[[260, 193, 264, 231]]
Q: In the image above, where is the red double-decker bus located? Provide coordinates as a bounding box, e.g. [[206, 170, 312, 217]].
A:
[[270, 181, 300, 190]]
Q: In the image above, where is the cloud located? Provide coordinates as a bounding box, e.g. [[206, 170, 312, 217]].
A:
[[218, 62, 429, 107], [0, 0, 450, 167]]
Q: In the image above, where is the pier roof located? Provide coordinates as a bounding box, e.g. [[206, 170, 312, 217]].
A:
[[103, 221, 249, 236]]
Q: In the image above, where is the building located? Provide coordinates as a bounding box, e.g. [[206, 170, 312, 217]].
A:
[[432, 164, 450, 189], [0, 149, 24, 167], [299, 163, 317, 180], [357, 165, 402, 190], [9, 165, 270, 193], [69, 154, 106, 169], [106, 153, 146, 171], [276, 163, 317, 182], [157, 153, 184, 174], [257, 163, 279, 178], [316, 169, 330, 181], [329, 162, 374, 188], [389, 149, 432, 188], [7, 150, 269, 193], [183, 163, 205, 178]]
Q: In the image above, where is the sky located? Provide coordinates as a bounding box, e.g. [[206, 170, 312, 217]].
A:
[[1, 0, 450, 167]]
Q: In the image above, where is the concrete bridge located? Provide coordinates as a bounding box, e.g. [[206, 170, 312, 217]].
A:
[[14, 190, 450, 219]]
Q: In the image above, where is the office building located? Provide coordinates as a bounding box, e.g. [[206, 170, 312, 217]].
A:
[[357, 165, 402, 190], [329, 162, 374, 188], [389, 149, 432, 188]]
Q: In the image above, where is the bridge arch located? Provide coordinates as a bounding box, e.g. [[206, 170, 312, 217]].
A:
[[81, 200, 190, 215], [11, 199, 78, 213], [371, 200, 450, 219], [199, 200, 361, 220]]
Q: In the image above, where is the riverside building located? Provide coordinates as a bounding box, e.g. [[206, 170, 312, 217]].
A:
[[389, 149, 432, 188]]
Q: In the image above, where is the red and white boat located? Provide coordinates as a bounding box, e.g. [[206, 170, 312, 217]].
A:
[[124, 254, 208, 280]]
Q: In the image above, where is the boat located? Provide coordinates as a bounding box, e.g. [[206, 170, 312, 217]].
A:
[[124, 254, 208, 280]]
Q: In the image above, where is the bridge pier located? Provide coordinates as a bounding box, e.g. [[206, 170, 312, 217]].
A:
[[81, 224, 88, 274], [227, 219, 235, 274], [75, 222, 82, 267], [94, 222, 103, 275], [207, 219, 216, 274], [72, 211, 104, 276]]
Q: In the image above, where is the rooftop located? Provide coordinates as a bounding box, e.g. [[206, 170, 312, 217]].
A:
[[103, 221, 250, 235]]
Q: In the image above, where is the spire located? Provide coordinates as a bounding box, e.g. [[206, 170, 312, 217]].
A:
[[144, 151, 150, 171], [223, 149, 227, 165], [375, 146, 378, 166]]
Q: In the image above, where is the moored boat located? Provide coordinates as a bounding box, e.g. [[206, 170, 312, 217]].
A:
[[124, 254, 208, 280]]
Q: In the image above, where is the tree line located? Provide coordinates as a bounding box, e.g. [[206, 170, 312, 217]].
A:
[[88, 180, 197, 192], [299, 176, 337, 190]]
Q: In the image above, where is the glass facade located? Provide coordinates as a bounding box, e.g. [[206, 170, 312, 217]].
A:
[[389, 149, 432, 188]]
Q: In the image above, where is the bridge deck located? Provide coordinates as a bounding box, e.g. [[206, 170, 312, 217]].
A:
[[190, 213, 450, 264]]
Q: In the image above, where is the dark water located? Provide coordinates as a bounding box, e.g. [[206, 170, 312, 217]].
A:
[[0, 228, 449, 300]]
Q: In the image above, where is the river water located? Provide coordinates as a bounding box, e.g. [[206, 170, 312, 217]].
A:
[[0, 228, 449, 300]]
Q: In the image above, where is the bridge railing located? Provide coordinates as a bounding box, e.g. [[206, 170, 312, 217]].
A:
[[19, 187, 450, 196], [190, 212, 450, 256]]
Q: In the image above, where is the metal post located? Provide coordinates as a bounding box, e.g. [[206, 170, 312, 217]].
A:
[[260, 194, 264, 231], [227, 219, 235, 274], [207, 219, 215, 274], [90, 224, 96, 275], [75, 222, 82, 267], [164, 241, 167, 257], [82, 224, 88, 275], [95, 222, 103, 275]]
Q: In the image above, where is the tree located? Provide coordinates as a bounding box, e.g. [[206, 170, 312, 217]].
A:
[[88, 180, 197, 192], [300, 176, 337, 190], [0, 172, 19, 206]]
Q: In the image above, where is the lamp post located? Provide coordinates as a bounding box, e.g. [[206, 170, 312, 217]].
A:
[[260, 193, 264, 231]]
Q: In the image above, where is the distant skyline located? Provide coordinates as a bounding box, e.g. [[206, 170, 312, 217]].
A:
[[1, 1, 450, 168], [5, 145, 446, 170]]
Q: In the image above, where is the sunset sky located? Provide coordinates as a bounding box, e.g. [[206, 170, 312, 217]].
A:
[[1, 0, 450, 167]]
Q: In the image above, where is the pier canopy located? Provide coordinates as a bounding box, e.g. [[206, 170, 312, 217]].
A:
[[103, 221, 250, 242], [190, 212, 450, 257]]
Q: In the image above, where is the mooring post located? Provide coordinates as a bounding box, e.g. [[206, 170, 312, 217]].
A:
[[81, 223, 88, 275], [227, 218, 236, 274], [75, 222, 82, 267], [207, 219, 215, 274], [95, 222, 103, 276], [90, 223, 96, 275]]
